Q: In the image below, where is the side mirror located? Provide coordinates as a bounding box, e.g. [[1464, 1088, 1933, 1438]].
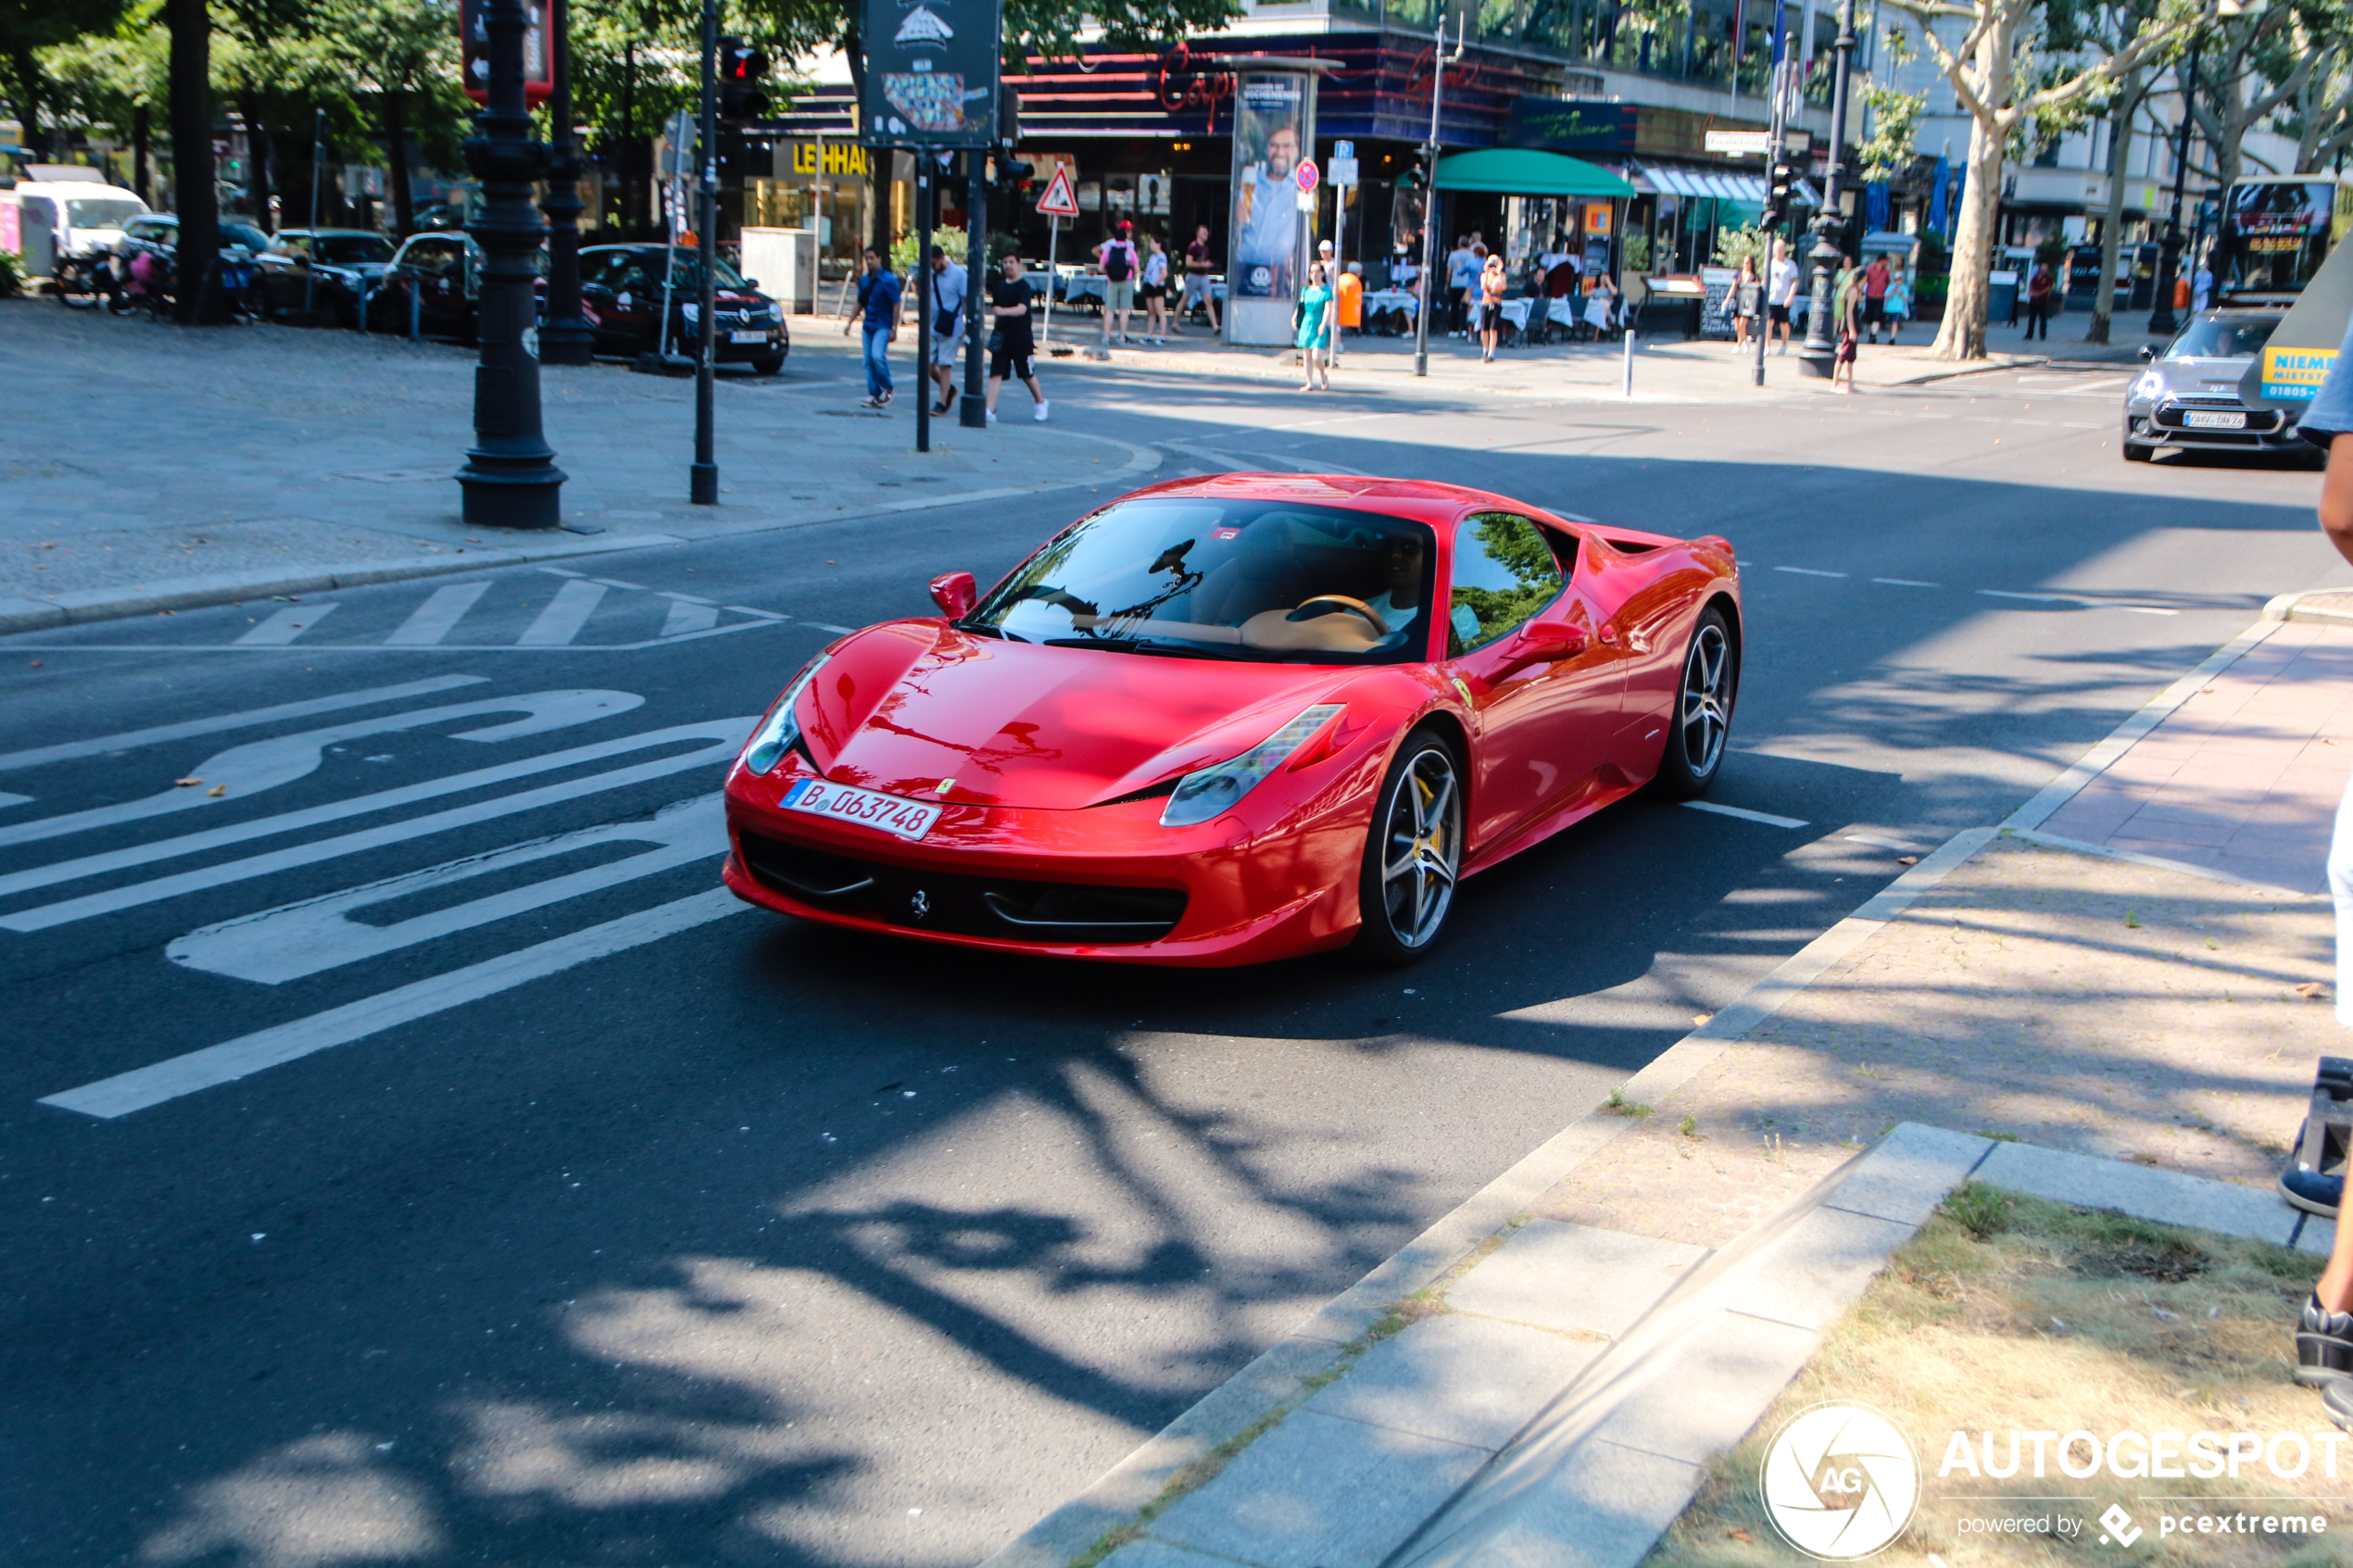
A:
[[2139, 344, 2158, 363], [742, 277, 760, 290], [1506, 621, 1588, 666], [929, 571, 978, 620]]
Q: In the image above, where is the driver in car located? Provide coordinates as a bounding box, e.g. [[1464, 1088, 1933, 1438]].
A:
[[1358, 533, 1426, 644]]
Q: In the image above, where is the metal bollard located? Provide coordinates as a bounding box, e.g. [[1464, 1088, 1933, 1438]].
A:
[[409, 282, 422, 341], [1622, 328, 1635, 397]]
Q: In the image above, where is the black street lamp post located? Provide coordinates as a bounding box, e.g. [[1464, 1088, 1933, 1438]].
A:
[[1796, 0, 1858, 379], [2149, 33, 2206, 336], [962, 154, 988, 429], [540, 0, 594, 366], [458, 0, 565, 529], [690, 0, 720, 505]]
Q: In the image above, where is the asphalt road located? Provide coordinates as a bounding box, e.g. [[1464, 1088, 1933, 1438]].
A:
[[2, 356, 2340, 1567]]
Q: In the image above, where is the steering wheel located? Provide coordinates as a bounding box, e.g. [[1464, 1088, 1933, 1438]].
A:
[[1287, 595, 1390, 636]]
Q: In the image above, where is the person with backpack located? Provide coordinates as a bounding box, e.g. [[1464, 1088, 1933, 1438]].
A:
[[1097, 220, 1139, 346]]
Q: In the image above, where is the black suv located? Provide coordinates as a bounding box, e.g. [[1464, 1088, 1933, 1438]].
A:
[[579, 244, 787, 372]]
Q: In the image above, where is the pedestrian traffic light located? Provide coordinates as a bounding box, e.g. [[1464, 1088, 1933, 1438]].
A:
[[1767, 155, 1795, 215], [719, 37, 772, 120]]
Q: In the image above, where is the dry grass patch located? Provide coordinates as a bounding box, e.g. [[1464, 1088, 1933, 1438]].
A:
[[1644, 1186, 2348, 1567]]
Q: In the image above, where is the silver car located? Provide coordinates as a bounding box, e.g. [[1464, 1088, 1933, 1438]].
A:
[[2122, 311, 2311, 462]]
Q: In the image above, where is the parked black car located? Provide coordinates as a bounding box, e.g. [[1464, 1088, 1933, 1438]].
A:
[[369, 232, 492, 341], [579, 244, 787, 372], [254, 229, 397, 327]]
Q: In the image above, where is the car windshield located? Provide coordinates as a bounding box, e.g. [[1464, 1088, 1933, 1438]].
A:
[[313, 234, 395, 265], [2167, 318, 2278, 359], [221, 223, 269, 252], [668, 253, 750, 290], [968, 497, 1439, 663], [66, 197, 145, 230]]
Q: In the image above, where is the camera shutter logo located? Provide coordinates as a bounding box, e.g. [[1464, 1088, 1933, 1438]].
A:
[[1758, 1401, 1920, 1560]]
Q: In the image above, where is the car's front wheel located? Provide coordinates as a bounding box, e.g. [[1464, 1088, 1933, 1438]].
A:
[[750, 351, 786, 376], [1354, 728, 1465, 966], [1651, 605, 1738, 799], [2122, 419, 2153, 461]]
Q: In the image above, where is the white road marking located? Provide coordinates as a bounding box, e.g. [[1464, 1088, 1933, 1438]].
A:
[[1843, 833, 1921, 851], [169, 796, 723, 983], [661, 599, 722, 637], [1980, 589, 2075, 603], [41, 889, 750, 1118], [1980, 588, 2177, 614], [0, 690, 638, 852], [539, 567, 586, 578], [517, 580, 610, 646], [233, 604, 339, 646], [1683, 801, 1810, 829], [0, 677, 485, 775], [384, 583, 491, 646], [1872, 577, 1939, 587], [657, 591, 717, 605], [804, 622, 857, 635], [0, 718, 751, 930], [0, 793, 29, 808], [591, 578, 647, 591], [1773, 567, 1847, 578], [722, 604, 788, 621]]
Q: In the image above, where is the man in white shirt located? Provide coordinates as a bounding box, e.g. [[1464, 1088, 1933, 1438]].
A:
[[1444, 236, 1478, 335], [2192, 257, 2215, 314], [1767, 237, 1801, 354]]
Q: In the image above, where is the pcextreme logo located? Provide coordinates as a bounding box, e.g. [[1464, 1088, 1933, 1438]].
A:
[[1759, 1401, 1922, 1560]]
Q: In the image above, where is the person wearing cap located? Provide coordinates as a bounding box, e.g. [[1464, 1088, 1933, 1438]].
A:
[[1096, 220, 1139, 346]]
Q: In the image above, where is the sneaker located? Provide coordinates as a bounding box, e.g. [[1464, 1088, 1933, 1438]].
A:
[[2327, 1376, 2353, 1430], [2298, 1293, 2353, 1386], [986, 408, 998, 422], [2283, 1167, 2343, 1218], [1033, 400, 1050, 421], [859, 395, 883, 408]]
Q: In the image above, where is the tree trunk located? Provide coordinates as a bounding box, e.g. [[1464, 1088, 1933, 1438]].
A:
[[132, 103, 151, 203], [384, 87, 414, 240], [168, 0, 220, 323], [1934, 117, 2007, 358], [10, 48, 44, 160], [2087, 73, 2141, 347]]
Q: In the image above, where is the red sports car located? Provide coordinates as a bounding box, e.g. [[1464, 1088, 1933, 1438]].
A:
[[721, 475, 1741, 966]]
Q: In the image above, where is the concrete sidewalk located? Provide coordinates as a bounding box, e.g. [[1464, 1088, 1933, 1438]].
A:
[[0, 300, 1157, 633], [984, 607, 2351, 1568]]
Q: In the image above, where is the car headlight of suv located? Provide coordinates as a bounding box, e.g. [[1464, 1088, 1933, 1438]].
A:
[[740, 654, 832, 775], [1161, 704, 1344, 828], [2133, 370, 2166, 402]]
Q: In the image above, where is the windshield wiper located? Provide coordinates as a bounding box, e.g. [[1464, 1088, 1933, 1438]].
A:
[[1041, 635, 1242, 660]]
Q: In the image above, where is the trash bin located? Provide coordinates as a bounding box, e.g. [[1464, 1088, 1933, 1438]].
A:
[[1988, 270, 2020, 324]]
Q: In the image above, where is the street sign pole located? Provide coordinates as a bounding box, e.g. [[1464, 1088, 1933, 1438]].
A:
[[1042, 216, 1058, 343], [962, 151, 988, 428], [1329, 141, 1355, 366], [1753, 0, 1789, 390], [1413, 13, 1463, 378], [690, 0, 718, 504], [916, 157, 933, 453], [1034, 164, 1079, 347]]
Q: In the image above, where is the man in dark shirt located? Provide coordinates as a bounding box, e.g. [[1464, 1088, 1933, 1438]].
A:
[[1180, 222, 1220, 334], [985, 253, 1050, 421]]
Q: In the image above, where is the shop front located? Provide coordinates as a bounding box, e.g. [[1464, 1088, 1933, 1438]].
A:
[[741, 138, 885, 282]]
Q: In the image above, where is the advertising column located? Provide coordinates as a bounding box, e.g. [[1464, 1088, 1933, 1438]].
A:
[[1227, 69, 1317, 346]]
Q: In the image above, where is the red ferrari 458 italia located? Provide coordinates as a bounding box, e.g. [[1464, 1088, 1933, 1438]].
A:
[[721, 474, 1741, 966]]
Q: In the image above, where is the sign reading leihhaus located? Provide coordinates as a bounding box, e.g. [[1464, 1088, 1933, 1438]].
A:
[[859, 0, 1000, 148]]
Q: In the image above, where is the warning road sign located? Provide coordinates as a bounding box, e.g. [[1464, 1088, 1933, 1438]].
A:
[[1036, 165, 1079, 217]]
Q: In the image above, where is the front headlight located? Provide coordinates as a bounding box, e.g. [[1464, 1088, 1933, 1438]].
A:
[[1161, 704, 1343, 828], [740, 654, 832, 775], [2133, 370, 2166, 401]]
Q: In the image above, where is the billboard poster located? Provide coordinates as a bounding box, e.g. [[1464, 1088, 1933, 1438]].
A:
[[1227, 71, 1316, 345], [860, 0, 1000, 149]]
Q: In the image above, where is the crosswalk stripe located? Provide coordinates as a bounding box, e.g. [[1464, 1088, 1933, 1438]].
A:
[[517, 580, 608, 646], [661, 599, 722, 637], [384, 583, 491, 646], [233, 604, 339, 646], [41, 888, 751, 1118], [0, 718, 749, 929], [168, 796, 723, 983], [0, 677, 486, 775]]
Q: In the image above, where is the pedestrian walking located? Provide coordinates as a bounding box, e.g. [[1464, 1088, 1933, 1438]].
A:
[[1767, 237, 1799, 354], [2193, 254, 2215, 314], [1730, 256, 1758, 349], [1139, 234, 1170, 345], [1445, 235, 1478, 336], [2267, 320, 2353, 1430], [846, 245, 900, 408], [925, 243, 967, 418], [1833, 256, 1861, 394], [2023, 260, 2053, 340], [1296, 259, 1335, 391], [1180, 223, 1220, 334], [1097, 220, 1139, 345], [1477, 254, 1508, 361], [1883, 265, 1912, 344], [985, 253, 1049, 421], [1861, 252, 1891, 344]]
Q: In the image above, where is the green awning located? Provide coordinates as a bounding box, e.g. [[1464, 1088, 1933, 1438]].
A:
[[1431, 148, 1637, 198]]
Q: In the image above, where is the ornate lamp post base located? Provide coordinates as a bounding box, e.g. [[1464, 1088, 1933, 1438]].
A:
[[459, 451, 569, 530]]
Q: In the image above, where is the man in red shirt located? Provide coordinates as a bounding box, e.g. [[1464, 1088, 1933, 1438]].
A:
[[1861, 254, 1891, 344]]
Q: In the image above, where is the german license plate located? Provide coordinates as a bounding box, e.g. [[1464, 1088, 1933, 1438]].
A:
[[730, 329, 767, 344], [2183, 409, 2246, 429], [781, 778, 941, 841]]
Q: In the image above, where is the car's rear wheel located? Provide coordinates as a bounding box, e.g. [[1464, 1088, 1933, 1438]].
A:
[[1354, 729, 1465, 966], [1651, 606, 1737, 799]]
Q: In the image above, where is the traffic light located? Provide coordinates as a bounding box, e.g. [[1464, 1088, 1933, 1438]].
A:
[[997, 157, 1035, 194], [1766, 154, 1795, 219], [719, 37, 772, 120]]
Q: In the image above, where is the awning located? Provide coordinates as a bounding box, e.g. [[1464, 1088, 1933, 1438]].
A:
[[1633, 162, 1771, 204], [1433, 148, 1638, 198]]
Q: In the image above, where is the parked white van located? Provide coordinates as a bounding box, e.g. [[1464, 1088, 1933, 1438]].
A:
[[0, 165, 149, 284]]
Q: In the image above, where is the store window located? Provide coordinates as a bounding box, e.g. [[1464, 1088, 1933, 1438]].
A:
[[746, 140, 874, 281]]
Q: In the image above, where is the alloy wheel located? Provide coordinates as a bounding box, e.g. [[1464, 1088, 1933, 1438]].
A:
[[1378, 746, 1463, 949], [1680, 621, 1731, 778]]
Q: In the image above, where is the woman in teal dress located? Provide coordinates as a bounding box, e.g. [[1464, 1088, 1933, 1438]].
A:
[[1295, 261, 1334, 392]]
